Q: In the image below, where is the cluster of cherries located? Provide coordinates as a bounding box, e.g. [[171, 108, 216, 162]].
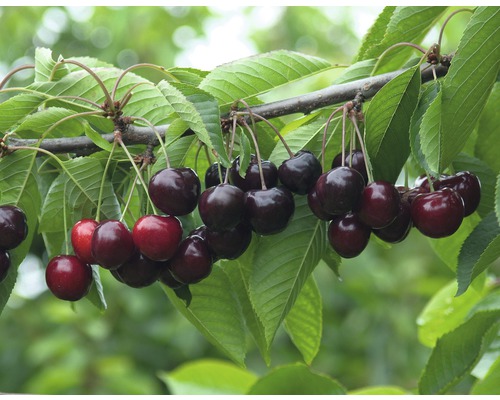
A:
[[0, 205, 28, 284]]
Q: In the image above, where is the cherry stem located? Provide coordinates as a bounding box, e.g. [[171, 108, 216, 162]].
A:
[[321, 105, 344, 172], [372, 42, 427, 74], [241, 119, 267, 190], [96, 140, 117, 222], [48, 95, 102, 110], [0, 64, 35, 89], [349, 113, 373, 183], [349, 123, 355, 168], [129, 116, 170, 168], [120, 162, 148, 223], [341, 105, 348, 167], [438, 8, 473, 47], [62, 180, 70, 254], [224, 114, 239, 185]]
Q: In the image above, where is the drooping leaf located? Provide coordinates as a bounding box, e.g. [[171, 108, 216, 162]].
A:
[[158, 359, 257, 395], [34, 47, 69, 82], [365, 65, 421, 182], [247, 363, 346, 395], [284, 275, 322, 365], [475, 82, 500, 173], [84, 123, 114, 152], [85, 265, 107, 311], [0, 93, 45, 132]]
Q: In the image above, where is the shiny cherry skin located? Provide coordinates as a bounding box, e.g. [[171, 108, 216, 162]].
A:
[[307, 186, 336, 221], [132, 215, 183, 261], [332, 149, 368, 183], [198, 183, 245, 232], [0, 205, 28, 250], [113, 252, 164, 288], [373, 197, 412, 243], [45, 255, 93, 301], [328, 213, 371, 258], [229, 155, 278, 192], [158, 265, 184, 289], [0, 250, 10, 283], [411, 187, 464, 238], [91, 220, 135, 270], [358, 181, 400, 229], [434, 171, 481, 216], [205, 223, 253, 260], [204, 162, 227, 189], [71, 219, 99, 265], [278, 150, 322, 195], [169, 235, 213, 284], [148, 167, 201, 216], [244, 186, 295, 236]]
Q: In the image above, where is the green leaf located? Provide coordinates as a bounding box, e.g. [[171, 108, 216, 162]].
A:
[[84, 123, 113, 152], [419, 310, 500, 394], [456, 212, 500, 296], [15, 107, 84, 138], [333, 59, 377, 84], [418, 85, 442, 173], [284, 275, 322, 365], [0, 93, 45, 132], [162, 266, 247, 366], [167, 66, 209, 86], [475, 82, 500, 173], [85, 265, 107, 311], [365, 65, 421, 182], [355, 7, 396, 61], [199, 50, 332, 105], [471, 355, 500, 394], [158, 359, 257, 395], [349, 386, 410, 395], [249, 196, 327, 348], [34, 47, 69, 82], [439, 7, 500, 171], [247, 363, 346, 395]]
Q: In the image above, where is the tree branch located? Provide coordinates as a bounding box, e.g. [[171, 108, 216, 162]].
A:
[[6, 63, 448, 155]]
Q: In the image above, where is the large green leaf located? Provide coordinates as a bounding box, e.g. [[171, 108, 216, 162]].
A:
[[471, 354, 500, 394], [475, 82, 500, 173], [418, 87, 443, 173], [162, 266, 247, 366], [438, 7, 500, 171], [199, 50, 332, 105], [0, 93, 45, 132], [15, 107, 84, 138], [34, 47, 69, 82], [333, 59, 377, 84], [365, 65, 421, 182], [355, 6, 396, 61], [158, 359, 257, 395], [249, 195, 327, 347]]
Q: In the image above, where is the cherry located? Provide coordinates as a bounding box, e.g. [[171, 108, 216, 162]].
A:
[[71, 219, 98, 265], [244, 186, 295, 235], [113, 252, 164, 288], [205, 162, 227, 188], [0, 250, 10, 283], [132, 214, 183, 261], [373, 197, 412, 243], [358, 181, 400, 229], [414, 174, 447, 191], [91, 220, 135, 270], [434, 171, 481, 216], [411, 187, 464, 238], [205, 223, 253, 260], [402, 186, 428, 204], [198, 183, 245, 231], [158, 265, 184, 289], [278, 150, 322, 195], [314, 166, 365, 215], [229, 155, 278, 192], [148, 167, 201, 216], [45, 255, 93, 301], [0, 205, 28, 250], [307, 186, 336, 221], [328, 213, 371, 258], [169, 235, 213, 284], [332, 149, 368, 183]]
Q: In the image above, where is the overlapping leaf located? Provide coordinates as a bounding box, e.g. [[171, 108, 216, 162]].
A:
[[0, 93, 45, 132]]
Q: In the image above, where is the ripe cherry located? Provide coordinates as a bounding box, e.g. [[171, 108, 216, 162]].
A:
[[278, 150, 322, 195], [373, 198, 412, 243], [148, 167, 201, 216], [45, 255, 93, 301], [113, 252, 164, 288], [307, 186, 336, 221], [204, 162, 227, 189], [328, 213, 371, 258], [358, 181, 400, 229], [71, 219, 98, 265], [411, 187, 464, 238], [132, 215, 182, 261], [169, 235, 213, 284], [198, 183, 245, 231], [229, 155, 278, 192], [205, 223, 253, 260], [0, 250, 10, 283], [158, 265, 184, 289], [332, 149, 368, 183], [91, 220, 135, 270], [434, 171, 481, 216], [0, 205, 28, 250]]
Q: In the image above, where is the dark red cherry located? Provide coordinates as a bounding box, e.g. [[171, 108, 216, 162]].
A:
[[373, 197, 412, 243], [229, 155, 278, 192], [71, 219, 98, 265], [148, 167, 201, 216], [402, 186, 429, 204], [411, 187, 464, 238], [113, 252, 164, 288], [328, 213, 371, 258], [414, 173, 448, 191], [358, 181, 400, 229], [204, 162, 227, 189], [132, 215, 183, 261], [332, 149, 368, 183], [315, 166, 365, 215], [244, 186, 295, 235], [198, 184, 245, 231], [0, 250, 10, 283], [434, 171, 481, 216], [45, 255, 93, 301], [307, 185, 336, 221], [0, 205, 28, 250], [91, 220, 135, 270], [205, 223, 253, 260], [158, 265, 184, 289], [169, 235, 213, 284], [278, 150, 322, 195]]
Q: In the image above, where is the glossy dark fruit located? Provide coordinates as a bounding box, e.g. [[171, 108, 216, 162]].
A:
[[278, 150, 322, 195], [132, 214, 183, 261], [198, 184, 245, 231], [414, 174, 448, 191], [169, 235, 213, 284], [0, 250, 10, 283], [113, 252, 164, 288], [204, 162, 227, 189], [229, 155, 278, 192], [307, 186, 336, 221], [205, 223, 253, 260], [434, 171, 481, 216], [158, 265, 184, 289], [244, 186, 295, 235], [91, 220, 135, 270], [411, 187, 464, 238], [148, 167, 201, 216], [71, 219, 99, 265], [402, 186, 429, 204], [0, 205, 28, 250], [328, 213, 371, 258], [45, 255, 93, 301], [332, 149, 368, 183], [373, 197, 412, 243], [315, 166, 365, 215], [358, 181, 400, 229]]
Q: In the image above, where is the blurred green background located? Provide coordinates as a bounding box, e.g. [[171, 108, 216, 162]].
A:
[[0, 6, 471, 394]]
